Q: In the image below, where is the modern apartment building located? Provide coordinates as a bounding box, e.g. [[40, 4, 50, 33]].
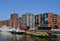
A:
[[0, 12, 60, 30], [35, 13, 60, 29], [22, 13, 35, 29]]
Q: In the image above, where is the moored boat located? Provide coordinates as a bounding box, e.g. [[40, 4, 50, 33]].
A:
[[30, 32, 49, 39], [50, 29, 60, 38], [25, 30, 35, 35], [10, 30, 25, 34], [10, 28, 25, 34]]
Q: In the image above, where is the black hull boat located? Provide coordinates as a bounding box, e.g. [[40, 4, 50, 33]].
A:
[[10, 31, 25, 34]]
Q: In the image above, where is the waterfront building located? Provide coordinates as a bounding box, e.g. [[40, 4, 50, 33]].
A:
[[0, 12, 60, 30], [22, 13, 35, 29], [11, 13, 18, 20], [35, 13, 60, 29], [0, 13, 22, 28]]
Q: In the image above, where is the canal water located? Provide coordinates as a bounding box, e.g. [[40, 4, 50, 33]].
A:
[[0, 32, 60, 41]]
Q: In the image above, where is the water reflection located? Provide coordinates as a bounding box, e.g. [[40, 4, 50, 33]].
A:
[[0, 32, 60, 41], [11, 34, 25, 41], [25, 35, 50, 41], [11, 34, 18, 41]]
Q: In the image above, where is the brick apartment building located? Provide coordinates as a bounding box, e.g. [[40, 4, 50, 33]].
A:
[[0, 12, 60, 30], [0, 13, 22, 28], [35, 13, 60, 29]]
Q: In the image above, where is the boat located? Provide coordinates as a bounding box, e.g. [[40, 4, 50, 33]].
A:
[[30, 32, 49, 39], [10, 28, 25, 34], [25, 30, 35, 35], [50, 29, 60, 38], [0, 26, 12, 32], [10, 30, 25, 34]]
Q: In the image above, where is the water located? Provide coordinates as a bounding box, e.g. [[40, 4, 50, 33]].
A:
[[0, 32, 60, 41]]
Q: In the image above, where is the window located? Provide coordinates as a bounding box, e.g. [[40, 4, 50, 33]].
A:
[[53, 25, 58, 29], [35, 20, 38, 24], [45, 20, 48, 24], [42, 14, 45, 20], [55, 14, 57, 17], [51, 25, 52, 26], [35, 15, 38, 19], [53, 22, 57, 24], [45, 13, 48, 18]]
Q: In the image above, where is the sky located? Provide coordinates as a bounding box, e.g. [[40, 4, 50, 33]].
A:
[[0, 0, 60, 21]]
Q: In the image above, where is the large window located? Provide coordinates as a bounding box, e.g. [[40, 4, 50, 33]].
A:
[[45, 13, 48, 18], [38, 27, 51, 30], [35, 15, 38, 24], [35, 15, 38, 19], [45, 20, 48, 24]]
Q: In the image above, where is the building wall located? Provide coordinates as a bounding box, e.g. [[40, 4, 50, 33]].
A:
[[0, 13, 21, 28], [0, 12, 60, 29], [35, 13, 60, 29], [22, 13, 35, 29], [11, 13, 18, 20], [48, 13, 53, 28], [48, 13, 59, 29], [0, 21, 3, 27], [57, 16, 60, 28]]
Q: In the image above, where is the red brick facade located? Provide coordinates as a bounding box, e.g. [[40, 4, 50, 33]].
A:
[[0, 13, 22, 28], [37, 13, 60, 29]]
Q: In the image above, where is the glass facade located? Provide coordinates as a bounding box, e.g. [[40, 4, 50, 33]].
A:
[[35, 15, 38, 24], [41, 13, 48, 27]]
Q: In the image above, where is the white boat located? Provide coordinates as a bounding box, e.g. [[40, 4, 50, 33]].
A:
[[10, 28, 25, 34], [50, 29, 60, 38], [0, 26, 25, 34], [0, 26, 11, 32], [51, 29, 60, 32]]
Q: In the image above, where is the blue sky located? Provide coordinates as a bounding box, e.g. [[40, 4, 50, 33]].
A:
[[0, 0, 60, 21]]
